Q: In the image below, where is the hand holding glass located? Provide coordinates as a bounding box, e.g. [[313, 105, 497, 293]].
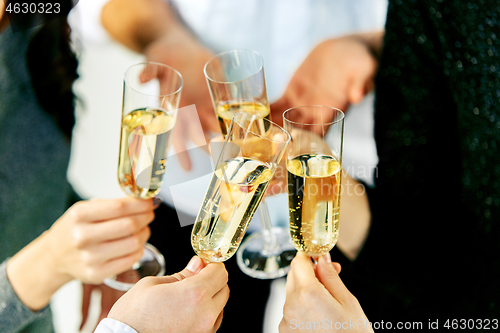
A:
[[191, 112, 290, 262], [105, 62, 183, 290]]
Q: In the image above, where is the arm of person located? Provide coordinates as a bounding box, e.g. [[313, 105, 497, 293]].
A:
[[0, 260, 53, 333], [336, 172, 371, 261], [270, 30, 385, 125], [95, 256, 229, 333], [350, 30, 385, 60], [5, 197, 157, 312], [101, 0, 181, 53], [280, 252, 373, 332]]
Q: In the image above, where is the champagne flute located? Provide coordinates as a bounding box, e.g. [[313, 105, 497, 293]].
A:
[[191, 112, 290, 263], [204, 49, 296, 278], [283, 106, 345, 257], [104, 62, 183, 291]]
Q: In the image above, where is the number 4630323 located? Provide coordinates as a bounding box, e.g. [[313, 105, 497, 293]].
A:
[[5, 2, 61, 14], [444, 319, 498, 330]]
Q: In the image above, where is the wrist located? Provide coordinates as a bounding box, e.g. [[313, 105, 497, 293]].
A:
[[143, 26, 201, 55], [348, 30, 385, 60], [7, 231, 72, 311]]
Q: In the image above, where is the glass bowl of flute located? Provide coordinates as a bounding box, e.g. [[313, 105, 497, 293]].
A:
[[282, 106, 345, 258], [191, 112, 290, 264], [204, 49, 297, 278], [104, 62, 183, 291]]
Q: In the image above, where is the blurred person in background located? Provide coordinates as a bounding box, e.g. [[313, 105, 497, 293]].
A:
[[0, 1, 158, 331]]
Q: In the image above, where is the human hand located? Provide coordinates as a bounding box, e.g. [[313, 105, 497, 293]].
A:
[[46, 197, 156, 284], [280, 252, 373, 332], [144, 32, 219, 170], [107, 256, 229, 333], [6, 197, 156, 311], [270, 36, 377, 126]]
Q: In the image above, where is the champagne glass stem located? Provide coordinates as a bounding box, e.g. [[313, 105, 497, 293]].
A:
[[258, 199, 280, 256]]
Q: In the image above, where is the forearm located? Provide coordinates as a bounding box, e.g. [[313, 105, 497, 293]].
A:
[[348, 30, 385, 60], [101, 0, 187, 53], [6, 231, 72, 311], [336, 172, 371, 260], [0, 260, 52, 332]]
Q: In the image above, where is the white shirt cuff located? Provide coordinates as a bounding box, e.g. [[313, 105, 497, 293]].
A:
[[94, 318, 139, 333]]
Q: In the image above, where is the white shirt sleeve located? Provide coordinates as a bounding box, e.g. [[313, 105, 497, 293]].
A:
[[94, 318, 139, 333]]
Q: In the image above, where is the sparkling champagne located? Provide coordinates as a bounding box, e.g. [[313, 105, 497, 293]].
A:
[[118, 107, 175, 199], [192, 157, 273, 262], [287, 154, 341, 256], [216, 101, 270, 137]]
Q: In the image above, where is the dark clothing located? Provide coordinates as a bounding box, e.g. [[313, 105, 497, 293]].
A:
[[0, 3, 78, 331], [0, 24, 75, 333], [0, 27, 73, 264], [342, 0, 500, 328]]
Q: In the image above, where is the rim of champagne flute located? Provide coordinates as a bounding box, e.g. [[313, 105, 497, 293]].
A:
[[124, 61, 184, 98], [204, 49, 265, 84], [231, 111, 291, 144], [282, 105, 345, 126]]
